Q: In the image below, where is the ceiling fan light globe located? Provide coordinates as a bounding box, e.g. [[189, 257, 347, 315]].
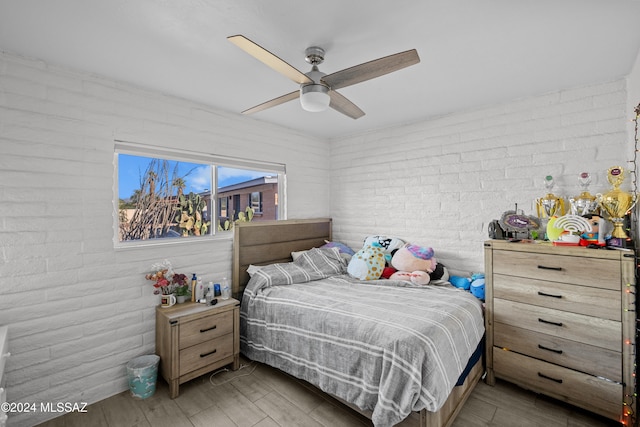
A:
[[300, 84, 330, 112]]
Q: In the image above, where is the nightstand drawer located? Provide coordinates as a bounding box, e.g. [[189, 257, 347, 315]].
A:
[[493, 250, 620, 290], [179, 333, 234, 375], [493, 274, 620, 320], [494, 323, 621, 382], [494, 299, 620, 351], [493, 348, 621, 421], [179, 310, 234, 350]]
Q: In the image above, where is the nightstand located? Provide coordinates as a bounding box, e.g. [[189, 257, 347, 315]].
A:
[[155, 299, 240, 398]]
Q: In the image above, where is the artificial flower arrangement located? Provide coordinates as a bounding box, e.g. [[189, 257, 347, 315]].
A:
[[145, 259, 188, 295]]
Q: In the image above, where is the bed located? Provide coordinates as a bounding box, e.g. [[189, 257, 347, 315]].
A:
[[233, 218, 485, 427]]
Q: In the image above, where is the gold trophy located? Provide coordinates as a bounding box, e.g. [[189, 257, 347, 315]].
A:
[[569, 172, 599, 216], [536, 175, 566, 219], [597, 166, 635, 239]]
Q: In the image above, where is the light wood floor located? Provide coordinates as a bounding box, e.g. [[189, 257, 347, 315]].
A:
[[37, 357, 621, 427]]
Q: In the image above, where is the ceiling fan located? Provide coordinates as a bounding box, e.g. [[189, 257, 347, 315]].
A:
[[228, 35, 420, 119]]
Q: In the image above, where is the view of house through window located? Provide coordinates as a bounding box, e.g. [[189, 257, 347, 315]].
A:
[[216, 169, 279, 231], [116, 147, 284, 244]]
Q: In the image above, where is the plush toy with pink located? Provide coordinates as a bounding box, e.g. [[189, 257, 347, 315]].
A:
[[383, 243, 448, 285]]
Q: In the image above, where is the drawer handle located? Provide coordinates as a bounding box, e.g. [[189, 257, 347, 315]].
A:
[[538, 318, 563, 327], [200, 325, 217, 333], [200, 349, 217, 358], [537, 291, 562, 299], [538, 372, 563, 384], [538, 344, 563, 354], [537, 265, 562, 271]]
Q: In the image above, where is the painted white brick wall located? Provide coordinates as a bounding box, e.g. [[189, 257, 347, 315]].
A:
[[330, 79, 633, 276], [0, 51, 330, 427]]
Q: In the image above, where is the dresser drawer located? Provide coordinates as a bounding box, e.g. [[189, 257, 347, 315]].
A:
[[493, 348, 621, 420], [494, 323, 621, 382], [494, 274, 620, 320], [493, 250, 620, 291], [179, 310, 234, 350], [494, 299, 620, 351], [179, 332, 234, 375]]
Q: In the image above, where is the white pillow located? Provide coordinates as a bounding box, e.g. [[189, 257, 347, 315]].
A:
[[247, 264, 263, 277], [291, 250, 309, 261]]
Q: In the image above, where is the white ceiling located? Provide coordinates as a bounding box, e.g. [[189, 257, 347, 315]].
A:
[[1, 0, 640, 139]]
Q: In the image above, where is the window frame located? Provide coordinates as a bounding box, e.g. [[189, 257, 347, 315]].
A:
[[113, 140, 286, 248]]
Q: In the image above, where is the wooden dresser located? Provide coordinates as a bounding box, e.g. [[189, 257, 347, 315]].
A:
[[484, 240, 636, 424], [156, 299, 240, 398]]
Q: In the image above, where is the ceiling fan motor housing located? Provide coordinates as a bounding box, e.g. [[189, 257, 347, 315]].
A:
[[305, 46, 325, 65]]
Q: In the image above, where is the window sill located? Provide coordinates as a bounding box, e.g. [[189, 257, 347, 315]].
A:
[[114, 232, 233, 250]]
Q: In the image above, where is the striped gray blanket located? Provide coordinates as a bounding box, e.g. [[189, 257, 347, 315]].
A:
[[240, 248, 484, 427]]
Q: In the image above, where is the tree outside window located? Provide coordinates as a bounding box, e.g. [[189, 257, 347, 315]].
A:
[[117, 155, 212, 242]]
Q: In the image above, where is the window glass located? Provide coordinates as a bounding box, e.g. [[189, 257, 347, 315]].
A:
[[115, 143, 285, 246], [217, 167, 278, 230], [250, 192, 262, 213], [117, 154, 212, 242]]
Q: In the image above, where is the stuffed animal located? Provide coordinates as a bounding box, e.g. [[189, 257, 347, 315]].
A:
[[363, 235, 405, 265], [470, 273, 485, 301], [347, 244, 386, 280], [389, 243, 444, 285]]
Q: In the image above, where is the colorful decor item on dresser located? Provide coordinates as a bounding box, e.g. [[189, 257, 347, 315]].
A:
[[498, 206, 541, 240], [547, 214, 593, 245]]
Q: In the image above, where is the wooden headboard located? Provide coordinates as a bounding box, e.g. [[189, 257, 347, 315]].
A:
[[232, 218, 332, 297]]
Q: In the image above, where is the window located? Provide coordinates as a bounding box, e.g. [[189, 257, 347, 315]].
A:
[[218, 196, 229, 218], [114, 141, 286, 246], [217, 169, 278, 226], [250, 192, 262, 213]]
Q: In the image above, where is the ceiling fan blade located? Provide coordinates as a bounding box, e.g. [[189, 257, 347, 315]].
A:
[[228, 35, 313, 85], [321, 49, 420, 90], [329, 90, 365, 119], [241, 90, 300, 115]]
